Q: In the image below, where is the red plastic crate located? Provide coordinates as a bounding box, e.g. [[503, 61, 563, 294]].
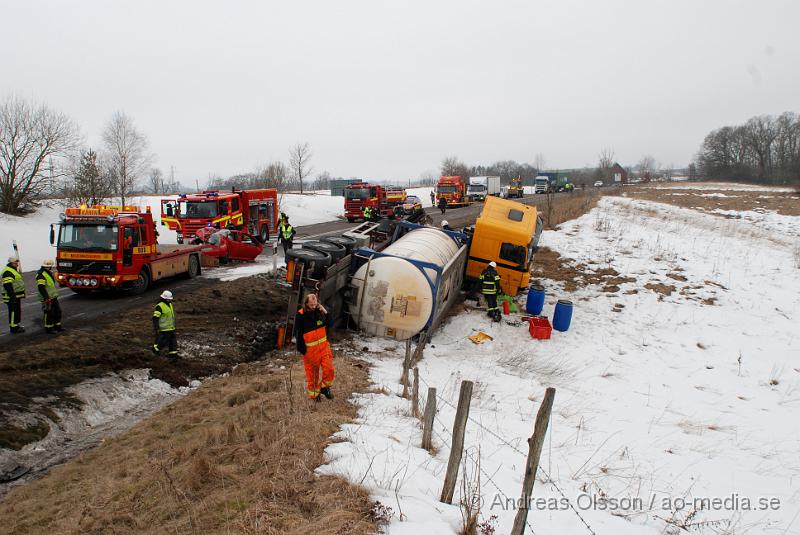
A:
[[528, 316, 552, 340]]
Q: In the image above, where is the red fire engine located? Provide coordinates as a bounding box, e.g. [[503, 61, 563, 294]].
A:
[[436, 176, 468, 207], [344, 182, 407, 222], [50, 205, 204, 294], [160, 189, 279, 244]]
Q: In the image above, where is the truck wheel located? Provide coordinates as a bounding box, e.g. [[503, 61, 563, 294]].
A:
[[259, 225, 269, 243], [346, 217, 355, 223], [186, 254, 200, 279], [131, 269, 150, 295]]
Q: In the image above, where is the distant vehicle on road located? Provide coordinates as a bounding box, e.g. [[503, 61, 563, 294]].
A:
[[593, 181, 604, 187], [401, 195, 423, 215]]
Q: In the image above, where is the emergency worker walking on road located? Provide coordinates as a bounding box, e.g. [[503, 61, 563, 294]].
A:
[[152, 290, 178, 359], [278, 217, 296, 261], [438, 196, 448, 214], [480, 261, 502, 322], [2, 255, 26, 333], [430, 190, 435, 205], [295, 293, 335, 402], [36, 259, 63, 333]]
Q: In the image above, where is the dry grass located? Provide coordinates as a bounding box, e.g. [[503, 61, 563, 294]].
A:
[[541, 191, 601, 230], [621, 185, 800, 216], [0, 353, 379, 535], [532, 246, 635, 293]]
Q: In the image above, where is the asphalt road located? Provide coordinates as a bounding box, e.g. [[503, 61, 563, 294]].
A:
[[0, 192, 567, 347]]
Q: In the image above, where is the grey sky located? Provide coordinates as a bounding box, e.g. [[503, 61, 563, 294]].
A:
[[5, 0, 799, 184]]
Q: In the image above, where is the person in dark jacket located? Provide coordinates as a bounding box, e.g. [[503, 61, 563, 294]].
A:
[[438, 196, 448, 214], [2, 255, 26, 333], [430, 191, 436, 205], [36, 258, 63, 333], [152, 290, 178, 359], [295, 293, 335, 401], [480, 261, 502, 322], [278, 217, 296, 261]]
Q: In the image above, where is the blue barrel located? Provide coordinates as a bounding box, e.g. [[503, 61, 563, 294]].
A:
[[526, 284, 545, 315], [553, 300, 573, 332]]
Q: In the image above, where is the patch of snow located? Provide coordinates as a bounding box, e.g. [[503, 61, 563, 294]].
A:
[[654, 182, 794, 192], [320, 196, 800, 534]]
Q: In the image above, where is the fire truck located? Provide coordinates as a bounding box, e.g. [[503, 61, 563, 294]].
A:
[[436, 175, 468, 207], [160, 189, 279, 244], [50, 205, 204, 294], [344, 182, 407, 222]]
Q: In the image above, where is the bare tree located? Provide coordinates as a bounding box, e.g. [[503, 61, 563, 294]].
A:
[[288, 142, 313, 194], [257, 160, 289, 190], [418, 170, 437, 185], [102, 112, 151, 206], [636, 155, 658, 179], [148, 167, 164, 194], [533, 153, 547, 172], [441, 156, 469, 177], [64, 148, 114, 206], [0, 96, 79, 214]]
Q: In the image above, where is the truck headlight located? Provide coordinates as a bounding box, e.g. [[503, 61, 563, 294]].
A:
[[90, 279, 98, 286], [69, 278, 76, 285]]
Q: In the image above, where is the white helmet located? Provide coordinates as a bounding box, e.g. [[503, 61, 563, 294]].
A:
[[42, 258, 55, 268], [160, 290, 173, 300], [489, 261, 497, 268], [441, 220, 449, 227], [8, 255, 19, 263]]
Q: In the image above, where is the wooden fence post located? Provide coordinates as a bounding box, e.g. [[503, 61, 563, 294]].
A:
[[510, 387, 556, 535], [421, 387, 436, 451], [412, 367, 420, 417], [440, 380, 473, 504], [401, 339, 412, 398]]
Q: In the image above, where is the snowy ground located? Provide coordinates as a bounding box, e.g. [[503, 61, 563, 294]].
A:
[[654, 182, 796, 193], [320, 196, 800, 534], [0, 192, 349, 270]]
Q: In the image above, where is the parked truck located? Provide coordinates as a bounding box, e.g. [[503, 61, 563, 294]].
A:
[[160, 188, 279, 244], [50, 205, 204, 294], [466, 176, 501, 202], [344, 182, 407, 222], [534, 175, 550, 194], [436, 175, 468, 207]]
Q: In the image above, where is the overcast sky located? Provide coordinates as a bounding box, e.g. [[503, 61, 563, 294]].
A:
[[5, 0, 799, 184]]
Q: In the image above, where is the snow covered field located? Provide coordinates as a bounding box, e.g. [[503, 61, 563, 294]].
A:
[[655, 182, 796, 193], [0, 192, 346, 270], [320, 196, 800, 534]]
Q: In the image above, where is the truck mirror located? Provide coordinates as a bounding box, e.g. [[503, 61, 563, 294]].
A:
[[49, 224, 55, 245]]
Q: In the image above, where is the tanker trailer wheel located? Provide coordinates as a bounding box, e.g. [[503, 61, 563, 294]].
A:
[[185, 254, 200, 279], [131, 269, 150, 295], [285, 248, 332, 279]]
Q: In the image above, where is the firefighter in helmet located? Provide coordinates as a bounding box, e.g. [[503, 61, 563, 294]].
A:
[[278, 216, 296, 261], [2, 255, 26, 333], [294, 293, 335, 402], [480, 261, 502, 322], [152, 290, 178, 359], [363, 205, 376, 222], [37, 258, 63, 333]]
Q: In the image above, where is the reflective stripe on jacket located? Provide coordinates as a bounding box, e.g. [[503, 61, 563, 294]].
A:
[[36, 269, 59, 301], [153, 301, 176, 331], [479, 268, 501, 295], [279, 224, 294, 240], [2, 265, 25, 302]]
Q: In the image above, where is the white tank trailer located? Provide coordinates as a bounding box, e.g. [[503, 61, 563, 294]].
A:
[[349, 227, 468, 340]]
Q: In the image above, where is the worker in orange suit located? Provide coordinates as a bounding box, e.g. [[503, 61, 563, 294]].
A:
[[294, 293, 335, 402]]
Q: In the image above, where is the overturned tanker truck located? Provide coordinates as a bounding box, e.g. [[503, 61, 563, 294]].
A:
[[280, 196, 541, 344]]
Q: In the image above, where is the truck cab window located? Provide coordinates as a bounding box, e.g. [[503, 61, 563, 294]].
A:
[[219, 200, 229, 215], [232, 198, 240, 212], [499, 243, 526, 267]]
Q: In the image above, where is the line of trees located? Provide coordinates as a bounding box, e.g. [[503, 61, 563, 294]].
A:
[[696, 112, 800, 184]]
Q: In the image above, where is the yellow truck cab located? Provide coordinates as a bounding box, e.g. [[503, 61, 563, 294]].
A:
[[466, 196, 539, 295]]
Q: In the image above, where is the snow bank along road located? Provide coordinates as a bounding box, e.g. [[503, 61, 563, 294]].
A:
[[1, 191, 571, 346]]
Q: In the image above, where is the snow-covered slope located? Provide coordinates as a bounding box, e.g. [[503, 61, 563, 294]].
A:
[[320, 196, 800, 534]]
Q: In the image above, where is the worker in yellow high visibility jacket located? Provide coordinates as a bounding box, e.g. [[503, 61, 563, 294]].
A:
[[152, 290, 178, 359], [2, 255, 26, 333], [36, 258, 63, 333]]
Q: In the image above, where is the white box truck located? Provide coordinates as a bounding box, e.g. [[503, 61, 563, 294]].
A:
[[534, 175, 551, 194], [467, 176, 500, 201]]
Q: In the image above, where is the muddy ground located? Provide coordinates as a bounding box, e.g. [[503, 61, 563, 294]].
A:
[[620, 185, 800, 216], [0, 274, 288, 451]]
